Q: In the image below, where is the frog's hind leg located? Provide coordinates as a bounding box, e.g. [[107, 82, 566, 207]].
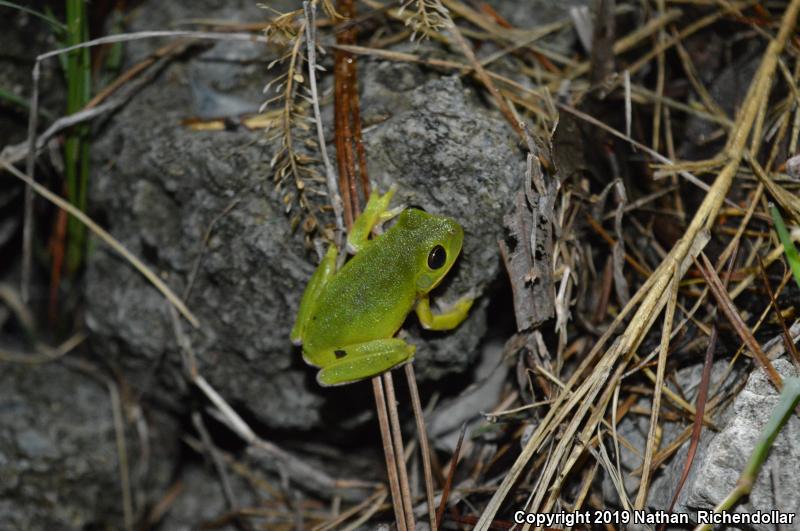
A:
[[290, 245, 338, 345], [316, 338, 416, 386]]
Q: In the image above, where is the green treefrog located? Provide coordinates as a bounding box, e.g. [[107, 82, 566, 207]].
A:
[[291, 186, 474, 386]]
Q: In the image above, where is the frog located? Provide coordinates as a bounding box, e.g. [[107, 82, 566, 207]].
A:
[[290, 186, 474, 386]]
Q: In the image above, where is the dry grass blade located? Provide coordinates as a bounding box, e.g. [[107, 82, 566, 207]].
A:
[[436, 423, 466, 528], [404, 363, 438, 530], [108, 380, 133, 531], [340, 489, 389, 531], [383, 371, 415, 529], [634, 265, 678, 509], [446, 17, 523, 139], [0, 332, 85, 364], [757, 255, 800, 366], [697, 253, 782, 390], [313, 487, 386, 531], [372, 376, 408, 530], [303, 1, 344, 243], [667, 242, 739, 513], [475, 1, 800, 526]]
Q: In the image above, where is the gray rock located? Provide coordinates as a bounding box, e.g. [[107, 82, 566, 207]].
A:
[[601, 358, 742, 508], [85, 12, 524, 431], [608, 358, 800, 529], [682, 359, 800, 529], [367, 74, 524, 379], [157, 464, 257, 531], [0, 364, 121, 530]]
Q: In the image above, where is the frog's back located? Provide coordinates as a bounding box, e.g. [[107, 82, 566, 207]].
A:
[[304, 235, 417, 351]]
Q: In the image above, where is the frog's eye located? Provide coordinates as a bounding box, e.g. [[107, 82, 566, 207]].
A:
[[427, 245, 447, 269]]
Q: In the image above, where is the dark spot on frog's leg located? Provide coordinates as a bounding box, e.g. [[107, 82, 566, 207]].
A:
[[334, 349, 347, 359]]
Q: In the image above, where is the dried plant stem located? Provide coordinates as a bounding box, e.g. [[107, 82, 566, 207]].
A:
[[313, 487, 387, 531], [436, 423, 466, 528], [282, 20, 307, 192], [698, 253, 783, 389], [334, 0, 369, 224], [21, 62, 39, 303], [108, 380, 133, 531], [404, 363, 437, 530], [634, 265, 678, 509], [474, 0, 800, 526], [447, 20, 523, 139], [372, 376, 408, 531], [303, 1, 344, 242], [191, 412, 239, 517], [383, 371, 415, 529]]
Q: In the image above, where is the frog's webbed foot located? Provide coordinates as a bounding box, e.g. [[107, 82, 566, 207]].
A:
[[347, 184, 399, 254], [316, 338, 415, 386], [415, 293, 474, 331]]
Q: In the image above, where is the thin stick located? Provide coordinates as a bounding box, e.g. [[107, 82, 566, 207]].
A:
[[108, 380, 133, 531], [372, 376, 408, 531], [668, 243, 739, 512], [383, 371, 415, 529], [21, 62, 39, 303], [634, 264, 678, 509], [303, 1, 344, 243], [447, 19, 523, 139], [404, 363, 437, 531], [192, 412, 239, 517], [436, 423, 467, 528], [36, 30, 268, 62], [698, 253, 783, 390]]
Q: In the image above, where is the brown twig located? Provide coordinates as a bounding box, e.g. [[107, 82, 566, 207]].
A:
[[383, 371, 415, 528], [372, 376, 408, 530], [404, 363, 437, 529], [757, 256, 800, 367], [446, 19, 524, 140], [697, 253, 782, 390], [436, 423, 466, 529], [666, 242, 740, 516], [334, 0, 369, 225]]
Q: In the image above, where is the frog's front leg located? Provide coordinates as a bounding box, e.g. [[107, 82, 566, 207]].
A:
[[347, 185, 403, 254], [316, 338, 416, 386], [290, 245, 338, 345], [415, 294, 474, 331]]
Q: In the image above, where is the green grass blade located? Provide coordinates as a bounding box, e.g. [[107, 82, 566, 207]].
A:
[[769, 203, 800, 289], [64, 0, 92, 273]]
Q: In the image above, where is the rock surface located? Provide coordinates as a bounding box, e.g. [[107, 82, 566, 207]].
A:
[[681, 359, 800, 529], [84, 4, 524, 433], [608, 358, 800, 529], [0, 363, 121, 530]]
